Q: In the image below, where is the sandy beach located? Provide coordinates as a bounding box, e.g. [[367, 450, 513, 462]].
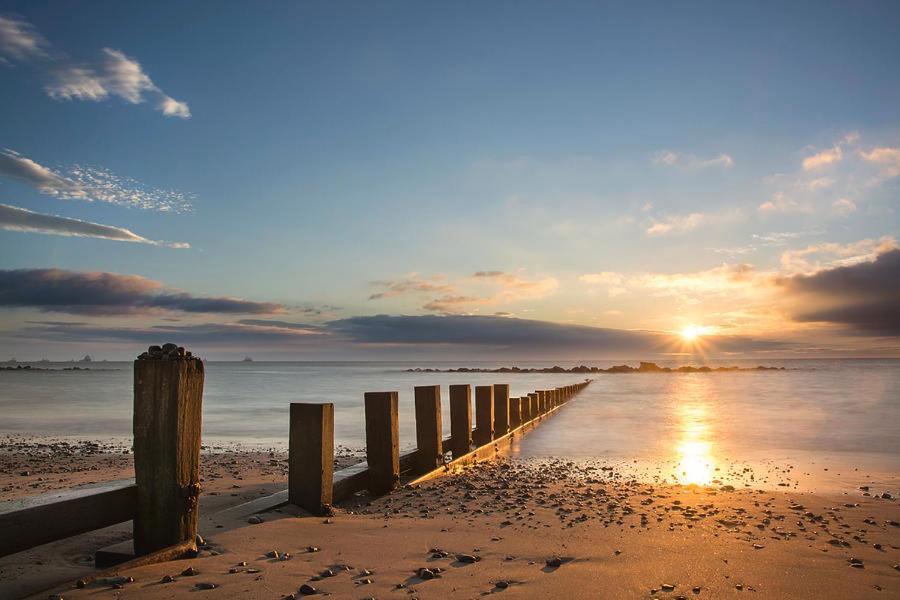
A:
[[2, 437, 897, 600]]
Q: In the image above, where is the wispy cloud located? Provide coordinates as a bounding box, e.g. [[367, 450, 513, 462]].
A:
[[0, 203, 189, 248], [802, 146, 842, 170], [652, 150, 734, 169], [0, 149, 194, 212], [0, 269, 284, 316], [0, 14, 189, 118], [370, 270, 559, 314], [0, 14, 48, 62], [645, 209, 741, 236]]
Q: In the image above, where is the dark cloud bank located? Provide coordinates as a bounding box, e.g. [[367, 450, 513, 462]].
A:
[[0, 268, 281, 315], [782, 248, 900, 336]]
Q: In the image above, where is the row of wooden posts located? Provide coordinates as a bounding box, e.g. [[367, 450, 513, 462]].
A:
[[288, 379, 591, 517], [0, 346, 590, 567]]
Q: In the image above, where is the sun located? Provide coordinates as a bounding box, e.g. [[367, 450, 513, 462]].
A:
[[680, 324, 712, 342]]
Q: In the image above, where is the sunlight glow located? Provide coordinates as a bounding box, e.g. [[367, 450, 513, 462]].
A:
[[671, 379, 718, 486], [680, 324, 713, 342]]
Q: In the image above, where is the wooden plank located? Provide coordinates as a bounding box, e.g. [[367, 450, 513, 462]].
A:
[[289, 403, 334, 516], [492, 383, 510, 437], [509, 396, 522, 429], [414, 385, 443, 473], [473, 385, 494, 446], [448, 384, 472, 459], [91, 540, 197, 578], [0, 479, 136, 557], [133, 350, 205, 556], [364, 391, 400, 495], [527, 392, 537, 422]]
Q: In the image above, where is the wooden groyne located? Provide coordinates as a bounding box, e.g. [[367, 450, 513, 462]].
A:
[[0, 344, 591, 568]]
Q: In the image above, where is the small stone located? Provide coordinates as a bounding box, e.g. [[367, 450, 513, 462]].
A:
[[546, 556, 563, 568], [456, 554, 480, 563], [496, 580, 510, 589], [161, 575, 175, 583], [307, 546, 320, 553], [181, 566, 198, 576], [417, 568, 436, 580], [661, 583, 676, 591], [195, 534, 205, 546], [320, 569, 335, 578], [248, 516, 263, 524], [299, 583, 318, 595], [267, 550, 280, 559], [195, 582, 217, 590]]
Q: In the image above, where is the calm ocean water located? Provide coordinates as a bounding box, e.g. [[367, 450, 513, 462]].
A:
[[2, 359, 899, 490]]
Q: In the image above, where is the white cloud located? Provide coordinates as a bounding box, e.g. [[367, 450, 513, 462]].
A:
[[46, 48, 191, 118], [802, 146, 842, 170], [0, 203, 189, 248], [645, 209, 740, 236], [780, 236, 898, 274], [831, 198, 857, 215], [0, 14, 48, 62], [2, 15, 189, 118], [0, 148, 194, 212], [758, 191, 811, 214], [859, 146, 900, 181], [652, 151, 734, 169]]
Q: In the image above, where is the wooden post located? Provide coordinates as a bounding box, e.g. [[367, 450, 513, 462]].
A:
[[528, 392, 538, 421], [133, 344, 204, 556], [289, 403, 334, 515], [414, 385, 443, 473], [509, 396, 521, 429], [364, 391, 399, 495], [473, 385, 494, 446], [493, 383, 510, 437], [449, 384, 472, 459]]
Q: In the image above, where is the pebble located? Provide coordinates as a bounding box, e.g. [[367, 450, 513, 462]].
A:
[[496, 580, 510, 589], [161, 575, 175, 583], [546, 556, 563, 568], [195, 582, 217, 590], [248, 516, 263, 524], [181, 566, 198, 576], [299, 583, 318, 595], [456, 554, 480, 563]]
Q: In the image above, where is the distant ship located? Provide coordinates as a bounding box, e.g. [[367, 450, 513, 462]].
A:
[[79, 354, 93, 363], [242, 356, 254, 362]]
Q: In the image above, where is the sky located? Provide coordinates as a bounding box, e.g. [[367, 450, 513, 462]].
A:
[[1, 1, 899, 360]]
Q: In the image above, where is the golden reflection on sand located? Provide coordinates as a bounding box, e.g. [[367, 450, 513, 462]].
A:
[[671, 376, 717, 486]]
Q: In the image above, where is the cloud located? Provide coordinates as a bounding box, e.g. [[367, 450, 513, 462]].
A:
[[0, 203, 189, 247], [370, 270, 558, 314], [779, 236, 897, 275], [0, 15, 188, 118], [45, 48, 191, 118], [0, 268, 283, 315], [645, 210, 741, 236], [802, 146, 842, 170], [757, 191, 811, 214], [0, 14, 48, 62], [0, 149, 194, 212], [652, 151, 734, 169], [781, 247, 900, 335], [831, 198, 857, 215], [859, 146, 900, 181]]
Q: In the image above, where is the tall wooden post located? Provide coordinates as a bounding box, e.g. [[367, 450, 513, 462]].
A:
[[493, 383, 510, 437], [449, 384, 472, 459], [528, 392, 538, 421], [414, 385, 443, 473], [289, 403, 334, 515], [509, 396, 522, 429], [364, 392, 399, 495], [133, 344, 204, 556], [474, 385, 494, 446]]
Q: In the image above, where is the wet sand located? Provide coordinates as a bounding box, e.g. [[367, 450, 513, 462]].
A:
[[2, 439, 898, 599]]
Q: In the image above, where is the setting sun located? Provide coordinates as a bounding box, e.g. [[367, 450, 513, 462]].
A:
[[681, 324, 713, 342]]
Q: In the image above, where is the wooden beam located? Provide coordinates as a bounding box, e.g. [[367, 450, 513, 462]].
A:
[[133, 347, 204, 556], [364, 391, 400, 495], [509, 396, 522, 429], [492, 383, 510, 437], [448, 384, 472, 459], [0, 479, 136, 557], [414, 385, 443, 473], [473, 385, 494, 446], [289, 403, 334, 516]]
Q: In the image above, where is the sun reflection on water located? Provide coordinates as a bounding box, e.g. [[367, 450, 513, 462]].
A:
[[671, 378, 717, 486]]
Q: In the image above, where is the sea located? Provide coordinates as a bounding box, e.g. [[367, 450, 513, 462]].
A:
[[2, 358, 898, 493]]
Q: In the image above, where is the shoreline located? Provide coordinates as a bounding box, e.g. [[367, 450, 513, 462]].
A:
[[1, 441, 898, 599], [407, 361, 788, 374]]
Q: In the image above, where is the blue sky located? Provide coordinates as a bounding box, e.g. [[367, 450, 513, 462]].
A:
[[1, 1, 899, 359]]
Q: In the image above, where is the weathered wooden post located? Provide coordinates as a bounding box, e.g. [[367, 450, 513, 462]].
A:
[[528, 392, 538, 421], [509, 396, 522, 429], [133, 343, 204, 556], [414, 385, 443, 473], [449, 384, 472, 459], [289, 403, 334, 515], [473, 385, 494, 446], [493, 383, 510, 437], [364, 391, 399, 495]]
